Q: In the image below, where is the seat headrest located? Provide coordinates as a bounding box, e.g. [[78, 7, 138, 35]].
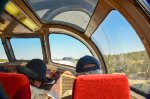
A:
[[0, 73, 31, 99], [72, 74, 130, 99]]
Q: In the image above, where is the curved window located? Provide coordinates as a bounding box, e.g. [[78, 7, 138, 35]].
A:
[[91, 10, 150, 94], [10, 38, 43, 60], [25, 0, 98, 32], [49, 34, 92, 67], [0, 38, 8, 63]]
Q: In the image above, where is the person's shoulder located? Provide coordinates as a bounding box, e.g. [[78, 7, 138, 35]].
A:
[[30, 85, 53, 99]]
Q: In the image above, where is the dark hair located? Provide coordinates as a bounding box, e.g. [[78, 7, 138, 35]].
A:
[[26, 59, 47, 82], [17, 59, 51, 83]]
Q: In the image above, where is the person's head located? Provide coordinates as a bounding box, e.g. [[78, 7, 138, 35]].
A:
[[25, 59, 47, 87], [76, 55, 103, 76], [17, 59, 52, 88]]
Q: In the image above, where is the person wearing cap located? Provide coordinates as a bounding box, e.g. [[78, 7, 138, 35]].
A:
[[16, 59, 55, 99], [62, 55, 103, 99], [76, 55, 103, 76]]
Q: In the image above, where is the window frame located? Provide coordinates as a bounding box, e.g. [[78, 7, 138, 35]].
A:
[[48, 33, 94, 67], [5, 35, 46, 62]]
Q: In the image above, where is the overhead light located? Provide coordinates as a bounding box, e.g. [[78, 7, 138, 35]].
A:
[[4, 1, 39, 31], [5, 1, 21, 17], [20, 18, 39, 31]]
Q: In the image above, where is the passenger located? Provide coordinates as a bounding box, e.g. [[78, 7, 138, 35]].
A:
[[76, 55, 103, 76], [17, 59, 54, 99], [62, 55, 103, 99]]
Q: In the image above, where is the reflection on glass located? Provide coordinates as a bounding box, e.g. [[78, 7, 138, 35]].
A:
[[91, 10, 150, 94], [25, 0, 98, 32], [53, 11, 90, 30]]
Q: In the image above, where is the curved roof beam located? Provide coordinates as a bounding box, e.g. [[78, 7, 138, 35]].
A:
[[85, 0, 113, 37]]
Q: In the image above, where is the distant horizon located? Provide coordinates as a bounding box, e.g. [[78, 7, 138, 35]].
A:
[[0, 50, 146, 60]]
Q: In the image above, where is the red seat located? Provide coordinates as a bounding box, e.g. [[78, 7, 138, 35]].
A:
[[72, 74, 130, 99], [0, 73, 31, 99]]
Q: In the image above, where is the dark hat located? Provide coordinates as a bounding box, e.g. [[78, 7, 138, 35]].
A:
[[76, 55, 100, 73], [17, 59, 51, 83]]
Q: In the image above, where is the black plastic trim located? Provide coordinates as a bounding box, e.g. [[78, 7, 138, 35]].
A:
[[130, 86, 150, 98]]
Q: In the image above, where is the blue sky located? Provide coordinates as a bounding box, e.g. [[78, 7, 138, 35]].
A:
[[92, 10, 145, 55], [10, 38, 43, 60], [0, 10, 146, 59], [49, 34, 92, 59]]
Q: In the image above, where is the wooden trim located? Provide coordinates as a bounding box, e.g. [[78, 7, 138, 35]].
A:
[[130, 90, 145, 99], [43, 24, 81, 34], [3, 19, 18, 34], [43, 34, 51, 64], [85, 0, 113, 37]]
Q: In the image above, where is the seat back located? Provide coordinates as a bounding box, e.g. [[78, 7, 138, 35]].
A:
[[0, 73, 31, 99], [72, 74, 130, 99]]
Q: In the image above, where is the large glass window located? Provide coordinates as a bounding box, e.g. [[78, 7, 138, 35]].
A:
[[91, 10, 150, 94], [10, 38, 43, 60], [25, 0, 98, 32], [49, 34, 92, 67], [0, 38, 8, 63]]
